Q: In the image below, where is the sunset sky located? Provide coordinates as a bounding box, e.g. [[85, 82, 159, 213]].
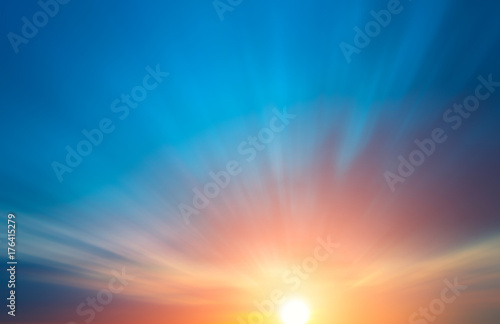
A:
[[1, 0, 500, 323]]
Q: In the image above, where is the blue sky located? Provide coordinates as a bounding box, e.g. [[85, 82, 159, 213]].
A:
[[1, 0, 500, 214]]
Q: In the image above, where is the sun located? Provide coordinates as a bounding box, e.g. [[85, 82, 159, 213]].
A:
[[280, 298, 311, 324]]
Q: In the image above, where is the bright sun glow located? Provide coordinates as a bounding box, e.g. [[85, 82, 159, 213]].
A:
[[280, 298, 311, 324]]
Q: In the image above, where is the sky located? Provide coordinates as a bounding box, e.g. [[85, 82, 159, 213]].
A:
[[1, 0, 500, 323]]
